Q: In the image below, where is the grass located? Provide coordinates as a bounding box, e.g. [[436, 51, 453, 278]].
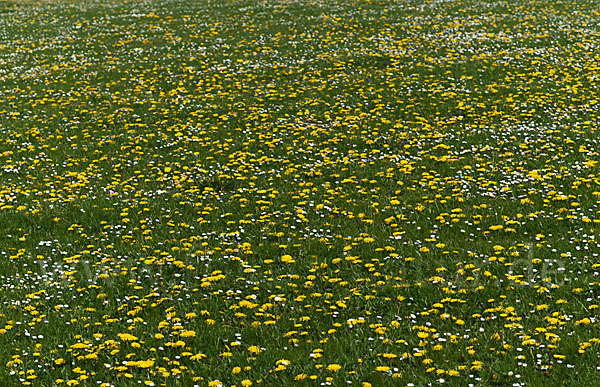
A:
[[1, 0, 600, 386]]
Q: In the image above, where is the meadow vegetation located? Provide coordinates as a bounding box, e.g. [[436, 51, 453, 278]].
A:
[[1, 0, 600, 385]]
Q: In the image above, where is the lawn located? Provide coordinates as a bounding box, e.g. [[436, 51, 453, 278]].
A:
[[1, 0, 600, 386]]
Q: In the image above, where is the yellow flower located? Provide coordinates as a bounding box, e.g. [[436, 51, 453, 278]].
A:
[[326, 364, 341, 372], [137, 360, 155, 368], [281, 254, 295, 263], [190, 353, 207, 361], [118, 333, 138, 341], [180, 330, 196, 338], [248, 346, 261, 355], [471, 361, 483, 370]]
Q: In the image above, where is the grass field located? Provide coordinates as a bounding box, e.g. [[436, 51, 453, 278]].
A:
[[1, 0, 600, 385]]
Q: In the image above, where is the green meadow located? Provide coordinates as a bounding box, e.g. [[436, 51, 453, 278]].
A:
[[1, 0, 600, 385]]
